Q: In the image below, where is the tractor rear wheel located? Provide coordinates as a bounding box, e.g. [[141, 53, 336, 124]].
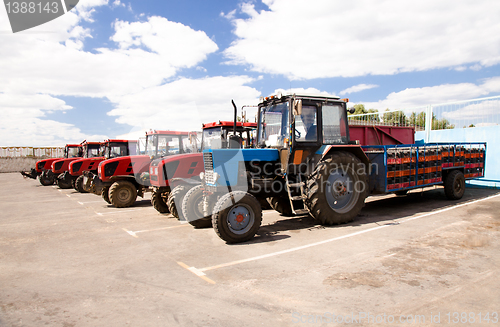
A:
[[74, 175, 88, 193], [444, 170, 465, 200], [306, 151, 368, 225], [212, 191, 262, 243], [109, 180, 137, 208], [182, 185, 212, 228], [101, 186, 111, 204], [151, 189, 170, 213], [167, 185, 190, 219]]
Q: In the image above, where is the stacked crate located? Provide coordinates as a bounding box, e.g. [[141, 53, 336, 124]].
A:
[[386, 146, 417, 190], [464, 145, 485, 178], [417, 145, 442, 186]]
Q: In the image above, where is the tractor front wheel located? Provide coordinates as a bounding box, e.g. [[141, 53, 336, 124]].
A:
[[151, 189, 170, 213], [57, 176, 73, 189], [39, 171, 54, 186], [182, 185, 212, 228], [74, 175, 88, 193], [101, 186, 111, 204], [109, 180, 137, 208], [167, 185, 190, 219], [306, 151, 368, 225], [212, 191, 262, 243]]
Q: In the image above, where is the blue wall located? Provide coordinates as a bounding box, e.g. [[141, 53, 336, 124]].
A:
[[415, 126, 500, 188]]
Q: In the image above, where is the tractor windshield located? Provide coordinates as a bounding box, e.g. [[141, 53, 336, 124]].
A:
[[202, 127, 223, 150], [146, 134, 191, 157], [105, 142, 136, 159], [65, 146, 81, 158], [258, 102, 289, 147], [86, 144, 101, 158]]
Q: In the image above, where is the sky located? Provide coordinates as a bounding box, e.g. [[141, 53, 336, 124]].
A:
[[1, 0, 500, 146]]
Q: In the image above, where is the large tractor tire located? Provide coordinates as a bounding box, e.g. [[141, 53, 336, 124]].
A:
[[212, 191, 262, 243], [306, 151, 368, 225], [151, 189, 170, 214], [57, 177, 73, 189], [74, 175, 88, 193], [101, 186, 111, 204], [167, 185, 190, 219], [444, 170, 465, 200], [182, 185, 212, 228], [109, 180, 137, 208], [268, 197, 293, 216], [39, 172, 54, 186]]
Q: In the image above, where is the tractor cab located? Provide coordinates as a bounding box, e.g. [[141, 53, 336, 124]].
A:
[[83, 141, 101, 158], [202, 121, 256, 150], [65, 144, 84, 158], [145, 130, 195, 159], [102, 139, 138, 159]]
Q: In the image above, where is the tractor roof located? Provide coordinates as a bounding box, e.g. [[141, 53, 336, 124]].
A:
[[66, 144, 82, 147], [105, 139, 138, 143], [202, 121, 257, 129], [145, 130, 191, 136], [260, 92, 344, 103]]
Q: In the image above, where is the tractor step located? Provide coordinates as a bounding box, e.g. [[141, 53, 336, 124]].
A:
[[288, 182, 305, 188], [293, 209, 309, 215], [291, 196, 304, 201]]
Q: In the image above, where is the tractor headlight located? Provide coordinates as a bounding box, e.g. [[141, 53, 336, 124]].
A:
[[199, 172, 205, 180]]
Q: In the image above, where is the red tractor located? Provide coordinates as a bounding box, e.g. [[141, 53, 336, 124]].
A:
[[69, 139, 138, 193], [52, 141, 101, 189], [149, 121, 257, 219], [92, 130, 198, 208], [21, 143, 83, 186]]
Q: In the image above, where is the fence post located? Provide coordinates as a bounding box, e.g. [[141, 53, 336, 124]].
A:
[[425, 105, 433, 143]]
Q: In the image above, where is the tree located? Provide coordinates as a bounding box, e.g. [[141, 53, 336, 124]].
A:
[[348, 104, 379, 123], [383, 109, 408, 126]]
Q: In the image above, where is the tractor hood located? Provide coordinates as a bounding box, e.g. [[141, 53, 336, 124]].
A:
[[149, 153, 204, 188], [97, 155, 151, 183], [35, 158, 62, 173], [52, 157, 82, 174], [69, 157, 105, 176]]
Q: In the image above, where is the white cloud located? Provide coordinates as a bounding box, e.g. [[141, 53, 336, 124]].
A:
[[107, 76, 261, 132], [224, 0, 500, 79], [339, 84, 378, 96], [360, 77, 500, 110], [0, 5, 220, 146]]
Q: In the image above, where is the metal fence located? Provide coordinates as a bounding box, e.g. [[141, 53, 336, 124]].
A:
[[0, 147, 64, 158], [348, 95, 500, 142]]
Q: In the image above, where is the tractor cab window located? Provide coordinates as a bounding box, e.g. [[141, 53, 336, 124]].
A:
[[86, 144, 101, 158], [258, 102, 289, 147], [66, 146, 80, 158], [322, 103, 348, 144], [295, 106, 318, 142], [202, 128, 223, 150], [107, 142, 130, 158], [180, 135, 197, 153]]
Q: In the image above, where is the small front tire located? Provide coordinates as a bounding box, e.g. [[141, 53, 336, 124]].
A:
[[109, 180, 137, 208], [151, 189, 170, 214], [182, 185, 212, 228]]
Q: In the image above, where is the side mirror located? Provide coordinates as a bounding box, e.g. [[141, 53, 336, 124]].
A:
[[348, 107, 356, 114], [293, 99, 302, 116]]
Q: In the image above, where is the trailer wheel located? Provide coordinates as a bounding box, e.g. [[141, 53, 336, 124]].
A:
[[306, 151, 368, 225], [101, 186, 111, 204], [39, 172, 54, 186], [74, 175, 88, 193], [212, 191, 262, 243], [182, 185, 212, 228], [444, 170, 465, 200], [109, 180, 137, 208], [167, 185, 190, 219], [151, 189, 170, 214]]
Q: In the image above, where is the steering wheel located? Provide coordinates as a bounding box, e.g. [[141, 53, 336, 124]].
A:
[[295, 129, 301, 139]]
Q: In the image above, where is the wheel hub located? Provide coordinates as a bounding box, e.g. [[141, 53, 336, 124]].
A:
[[227, 204, 254, 234]]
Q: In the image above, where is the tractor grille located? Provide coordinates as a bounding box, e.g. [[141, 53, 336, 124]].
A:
[[203, 152, 215, 184], [72, 161, 83, 173], [104, 161, 119, 177], [37, 162, 44, 170], [54, 161, 63, 171]]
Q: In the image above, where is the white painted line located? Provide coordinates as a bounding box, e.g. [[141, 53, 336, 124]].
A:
[[78, 201, 107, 205], [123, 224, 190, 237], [196, 192, 500, 273], [66, 194, 71, 198], [94, 208, 152, 215], [177, 262, 216, 284]]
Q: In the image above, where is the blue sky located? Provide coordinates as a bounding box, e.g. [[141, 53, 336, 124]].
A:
[[1, 0, 500, 146]]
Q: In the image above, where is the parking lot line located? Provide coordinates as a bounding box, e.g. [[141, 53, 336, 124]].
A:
[[123, 224, 190, 238], [78, 200, 107, 205], [95, 208, 153, 216], [185, 193, 500, 282], [177, 262, 216, 284]]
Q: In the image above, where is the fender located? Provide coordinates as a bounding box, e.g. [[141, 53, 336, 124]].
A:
[[317, 144, 370, 167]]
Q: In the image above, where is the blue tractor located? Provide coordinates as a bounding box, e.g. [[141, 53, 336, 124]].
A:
[[184, 93, 369, 243]]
